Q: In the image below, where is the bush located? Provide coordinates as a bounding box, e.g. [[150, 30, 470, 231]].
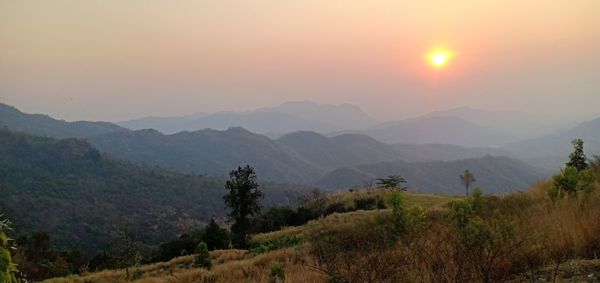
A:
[[132, 268, 143, 280], [550, 166, 595, 199], [353, 197, 377, 211], [308, 217, 404, 283], [202, 219, 230, 250], [250, 235, 300, 254], [269, 264, 285, 283], [0, 217, 19, 283], [195, 242, 211, 269]]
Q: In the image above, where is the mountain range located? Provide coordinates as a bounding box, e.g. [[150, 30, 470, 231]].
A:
[[4, 101, 599, 189], [0, 103, 127, 138], [118, 101, 379, 135], [118, 103, 580, 148], [0, 129, 302, 253], [316, 155, 549, 194]]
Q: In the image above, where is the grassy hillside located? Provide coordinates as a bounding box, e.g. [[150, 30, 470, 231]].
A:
[[42, 179, 600, 282]]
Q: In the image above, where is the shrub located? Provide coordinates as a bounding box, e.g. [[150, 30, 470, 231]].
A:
[[269, 264, 285, 283], [550, 166, 596, 199], [308, 217, 405, 283], [132, 268, 143, 280], [250, 235, 300, 254], [195, 242, 211, 269], [203, 219, 230, 250], [353, 197, 377, 211], [0, 217, 19, 283]]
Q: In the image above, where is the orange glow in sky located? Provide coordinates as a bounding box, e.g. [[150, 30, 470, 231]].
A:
[[427, 49, 454, 69]]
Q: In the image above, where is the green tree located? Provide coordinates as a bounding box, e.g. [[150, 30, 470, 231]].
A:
[[195, 242, 211, 269], [0, 216, 19, 283], [202, 218, 229, 250], [567, 139, 588, 172], [223, 165, 264, 248], [460, 170, 476, 196], [550, 165, 595, 199], [376, 175, 407, 190]]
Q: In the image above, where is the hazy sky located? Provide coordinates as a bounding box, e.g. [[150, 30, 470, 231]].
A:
[[1, 1, 599, 122]]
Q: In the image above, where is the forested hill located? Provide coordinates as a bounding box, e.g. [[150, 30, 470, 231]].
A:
[[0, 129, 300, 253], [0, 102, 127, 138], [317, 155, 550, 193]]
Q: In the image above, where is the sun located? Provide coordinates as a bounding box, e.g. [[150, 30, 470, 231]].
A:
[[426, 49, 454, 69]]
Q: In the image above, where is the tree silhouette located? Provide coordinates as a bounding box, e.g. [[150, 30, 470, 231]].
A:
[[223, 165, 263, 248], [567, 139, 588, 172], [375, 175, 407, 190], [460, 170, 476, 196]]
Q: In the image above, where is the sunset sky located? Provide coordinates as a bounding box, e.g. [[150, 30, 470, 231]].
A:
[[1, 1, 599, 121]]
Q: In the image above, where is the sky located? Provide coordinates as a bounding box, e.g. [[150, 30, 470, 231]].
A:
[[1, 1, 599, 122]]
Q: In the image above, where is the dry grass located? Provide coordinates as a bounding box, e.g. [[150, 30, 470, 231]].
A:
[[253, 190, 461, 243], [44, 183, 600, 283], [44, 248, 324, 283]]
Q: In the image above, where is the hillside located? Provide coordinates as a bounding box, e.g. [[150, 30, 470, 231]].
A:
[[44, 181, 600, 283], [357, 116, 514, 147], [87, 127, 321, 183], [0, 129, 301, 253], [317, 155, 550, 193], [391, 143, 510, 162], [419, 106, 570, 140], [88, 127, 529, 189], [276, 131, 401, 172], [0, 103, 127, 138], [503, 116, 600, 170]]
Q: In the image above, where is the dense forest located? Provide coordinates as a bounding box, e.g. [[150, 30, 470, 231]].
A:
[[0, 129, 302, 254]]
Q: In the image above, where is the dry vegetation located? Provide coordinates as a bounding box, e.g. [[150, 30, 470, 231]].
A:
[[43, 249, 323, 283], [44, 181, 600, 283]]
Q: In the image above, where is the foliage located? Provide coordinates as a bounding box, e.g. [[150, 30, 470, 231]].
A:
[[353, 197, 377, 211], [150, 233, 200, 263], [375, 175, 407, 190], [224, 165, 264, 248], [0, 216, 19, 283], [567, 139, 588, 172], [12, 232, 76, 281], [459, 169, 477, 196], [550, 166, 596, 199], [250, 235, 300, 254], [0, 129, 227, 255], [202, 219, 230, 251], [195, 242, 211, 269], [269, 264, 285, 283]]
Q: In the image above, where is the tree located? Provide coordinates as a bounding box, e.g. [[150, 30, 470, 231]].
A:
[[195, 242, 211, 269], [0, 216, 19, 283], [202, 219, 229, 250], [567, 139, 588, 172], [376, 175, 407, 190], [114, 221, 140, 280], [223, 165, 264, 248], [460, 170, 476, 196]]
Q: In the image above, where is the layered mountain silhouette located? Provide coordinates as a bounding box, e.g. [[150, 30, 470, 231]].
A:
[[119, 101, 378, 134], [502, 117, 600, 170], [1, 102, 571, 192], [0, 103, 127, 138], [317, 156, 549, 194]]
